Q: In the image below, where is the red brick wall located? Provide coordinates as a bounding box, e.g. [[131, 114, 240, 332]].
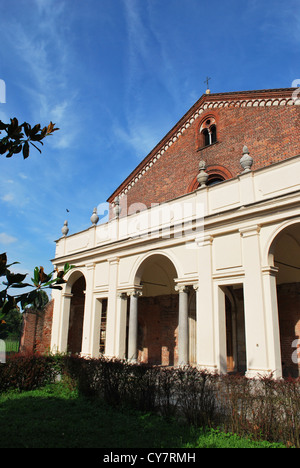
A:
[[113, 103, 300, 212], [138, 295, 179, 366], [20, 300, 54, 354]]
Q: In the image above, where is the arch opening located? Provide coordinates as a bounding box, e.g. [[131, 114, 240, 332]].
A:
[[135, 254, 178, 366], [67, 274, 86, 355], [269, 222, 300, 377], [129, 254, 196, 366]]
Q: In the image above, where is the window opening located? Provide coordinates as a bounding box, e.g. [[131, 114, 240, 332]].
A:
[[207, 175, 224, 186], [99, 299, 108, 354], [199, 117, 217, 148]]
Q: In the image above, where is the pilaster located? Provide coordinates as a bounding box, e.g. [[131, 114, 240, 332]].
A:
[[81, 263, 95, 357], [239, 225, 269, 377], [195, 234, 216, 371], [105, 257, 120, 357]]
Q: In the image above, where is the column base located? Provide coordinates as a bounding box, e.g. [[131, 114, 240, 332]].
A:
[[245, 368, 282, 380]]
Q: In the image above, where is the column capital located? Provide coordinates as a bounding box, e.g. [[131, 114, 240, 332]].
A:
[[128, 288, 143, 298], [175, 284, 189, 294], [117, 292, 128, 300]]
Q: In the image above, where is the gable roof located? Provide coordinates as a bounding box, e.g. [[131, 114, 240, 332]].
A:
[[107, 88, 297, 203]]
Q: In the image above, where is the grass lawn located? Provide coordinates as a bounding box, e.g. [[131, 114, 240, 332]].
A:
[[0, 383, 286, 449]]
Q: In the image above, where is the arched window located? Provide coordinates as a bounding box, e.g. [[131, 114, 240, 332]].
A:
[[199, 117, 218, 148], [202, 128, 210, 147], [210, 124, 217, 144], [186, 165, 233, 193], [207, 174, 224, 186]]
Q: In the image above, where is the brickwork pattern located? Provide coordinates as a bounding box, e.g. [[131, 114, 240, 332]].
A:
[[19, 300, 54, 354], [116, 104, 300, 211], [137, 295, 179, 366]]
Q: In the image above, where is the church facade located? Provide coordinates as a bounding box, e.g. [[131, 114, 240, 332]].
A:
[[49, 88, 300, 379]]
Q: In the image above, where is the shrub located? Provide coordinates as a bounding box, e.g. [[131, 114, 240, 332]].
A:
[[1, 354, 299, 447], [176, 366, 219, 427], [0, 353, 60, 392], [219, 373, 300, 447]]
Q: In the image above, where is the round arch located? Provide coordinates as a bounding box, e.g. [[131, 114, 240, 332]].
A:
[[265, 219, 300, 377], [128, 251, 183, 366], [265, 218, 300, 266], [63, 268, 86, 355], [130, 250, 182, 287], [63, 268, 86, 294], [187, 165, 233, 193]]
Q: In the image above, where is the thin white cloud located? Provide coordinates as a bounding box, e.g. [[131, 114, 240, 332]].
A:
[[113, 121, 159, 158], [121, 0, 195, 160], [1, 194, 14, 203], [2, 2, 79, 153], [0, 232, 17, 245]]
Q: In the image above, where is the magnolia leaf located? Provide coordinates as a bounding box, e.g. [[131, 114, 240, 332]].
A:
[[2, 295, 16, 315], [0, 253, 7, 276], [6, 271, 27, 285], [22, 141, 30, 159]]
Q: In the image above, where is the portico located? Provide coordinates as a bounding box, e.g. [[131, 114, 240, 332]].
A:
[[50, 154, 300, 378]]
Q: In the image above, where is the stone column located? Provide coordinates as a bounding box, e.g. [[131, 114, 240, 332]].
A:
[[128, 289, 142, 362], [176, 285, 189, 366]]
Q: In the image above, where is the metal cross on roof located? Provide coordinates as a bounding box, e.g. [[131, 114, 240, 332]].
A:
[[204, 77, 211, 89]]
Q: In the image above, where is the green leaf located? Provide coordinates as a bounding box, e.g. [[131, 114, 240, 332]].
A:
[[22, 141, 30, 159], [0, 253, 7, 276], [30, 124, 41, 135], [9, 283, 32, 289], [6, 271, 27, 285], [2, 295, 16, 315], [22, 122, 31, 137], [29, 141, 42, 153], [0, 121, 7, 130], [13, 144, 22, 154], [32, 267, 40, 287]]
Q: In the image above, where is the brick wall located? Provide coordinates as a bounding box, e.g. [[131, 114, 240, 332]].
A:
[[137, 295, 179, 366], [116, 104, 300, 211], [107, 87, 300, 215], [19, 300, 54, 354]]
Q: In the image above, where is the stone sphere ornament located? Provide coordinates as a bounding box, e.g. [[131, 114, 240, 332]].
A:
[[61, 220, 69, 237], [197, 160, 209, 187], [240, 146, 253, 173], [90, 207, 99, 225]]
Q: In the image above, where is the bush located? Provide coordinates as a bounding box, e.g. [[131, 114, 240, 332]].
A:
[[0, 353, 61, 392], [176, 366, 219, 427], [1, 354, 299, 447], [219, 373, 300, 448]]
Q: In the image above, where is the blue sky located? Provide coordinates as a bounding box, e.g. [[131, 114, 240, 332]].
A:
[[0, 0, 299, 284]]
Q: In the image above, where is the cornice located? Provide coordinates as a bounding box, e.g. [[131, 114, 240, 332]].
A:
[[107, 88, 298, 203]]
